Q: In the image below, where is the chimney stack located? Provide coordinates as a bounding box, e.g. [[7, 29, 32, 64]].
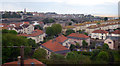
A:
[[18, 56, 21, 64]]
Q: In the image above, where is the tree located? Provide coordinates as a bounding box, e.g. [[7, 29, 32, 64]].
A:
[[28, 38, 38, 48], [42, 18, 55, 24], [97, 51, 109, 62], [66, 29, 75, 36], [2, 12, 21, 18], [78, 30, 83, 33], [51, 24, 62, 35], [70, 44, 76, 51], [82, 40, 88, 48], [46, 27, 54, 36], [46, 24, 62, 36], [68, 22, 72, 25], [104, 17, 108, 21], [2, 29, 17, 35], [8, 30, 17, 35], [84, 32, 88, 36], [34, 25, 43, 30], [50, 53, 65, 64], [76, 43, 80, 48], [2, 33, 31, 63], [66, 52, 91, 64], [102, 43, 109, 50], [33, 48, 47, 60], [97, 22, 100, 25], [2, 29, 9, 33]]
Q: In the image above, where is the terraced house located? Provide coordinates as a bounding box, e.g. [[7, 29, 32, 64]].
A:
[[18, 29, 45, 43], [8, 22, 34, 34], [67, 33, 90, 46], [91, 30, 109, 40], [41, 40, 70, 59]]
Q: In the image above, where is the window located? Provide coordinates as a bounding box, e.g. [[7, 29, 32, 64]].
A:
[[108, 42, 112, 44], [31, 62, 34, 66], [48, 51, 49, 55]]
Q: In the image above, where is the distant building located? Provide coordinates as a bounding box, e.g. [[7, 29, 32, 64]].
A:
[[18, 29, 45, 43], [8, 22, 34, 34], [67, 33, 90, 46], [91, 30, 109, 40], [2, 58, 44, 66], [111, 30, 120, 36], [104, 36, 120, 50], [41, 39, 70, 59]]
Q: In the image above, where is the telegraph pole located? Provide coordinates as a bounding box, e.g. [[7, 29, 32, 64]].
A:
[[20, 46, 24, 66]]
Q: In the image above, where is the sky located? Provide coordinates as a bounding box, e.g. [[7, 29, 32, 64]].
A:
[[0, 0, 120, 17]]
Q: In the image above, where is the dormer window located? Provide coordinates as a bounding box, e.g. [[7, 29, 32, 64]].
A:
[[31, 62, 34, 66], [108, 42, 112, 44]]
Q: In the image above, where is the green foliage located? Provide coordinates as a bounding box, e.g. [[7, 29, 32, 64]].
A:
[[66, 52, 91, 64], [102, 43, 109, 50], [8, 30, 17, 35], [34, 25, 43, 30], [104, 17, 108, 21], [70, 44, 76, 51], [78, 30, 83, 33], [46, 27, 54, 36], [33, 48, 47, 60], [51, 24, 62, 35], [50, 53, 65, 64], [66, 29, 75, 36], [97, 51, 109, 62], [42, 18, 55, 24], [97, 46, 102, 49], [77, 51, 92, 56], [46, 24, 62, 36], [2, 33, 31, 63], [68, 22, 72, 25], [84, 32, 88, 36], [71, 19, 77, 23], [76, 43, 80, 48], [2, 29, 9, 33], [90, 49, 100, 60], [28, 38, 38, 48], [2, 12, 21, 18], [111, 50, 120, 62], [97, 22, 100, 25], [82, 40, 88, 48], [2, 29, 17, 35]]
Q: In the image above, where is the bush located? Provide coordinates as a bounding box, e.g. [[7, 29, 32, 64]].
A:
[[96, 51, 109, 62]]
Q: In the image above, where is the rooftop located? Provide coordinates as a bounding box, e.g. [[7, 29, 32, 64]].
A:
[[18, 29, 44, 37], [67, 33, 89, 38], [92, 30, 108, 34], [112, 30, 120, 34], [55, 35, 68, 43], [2, 59, 44, 66], [42, 40, 69, 52]]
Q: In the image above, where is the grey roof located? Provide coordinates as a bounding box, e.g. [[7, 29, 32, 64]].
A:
[[106, 36, 120, 41]]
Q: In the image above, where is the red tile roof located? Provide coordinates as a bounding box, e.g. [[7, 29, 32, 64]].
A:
[[55, 35, 68, 43], [92, 30, 108, 34], [42, 40, 69, 52], [18, 29, 44, 37], [24, 22, 30, 24], [112, 30, 120, 34], [2, 59, 44, 66], [67, 33, 89, 38]]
